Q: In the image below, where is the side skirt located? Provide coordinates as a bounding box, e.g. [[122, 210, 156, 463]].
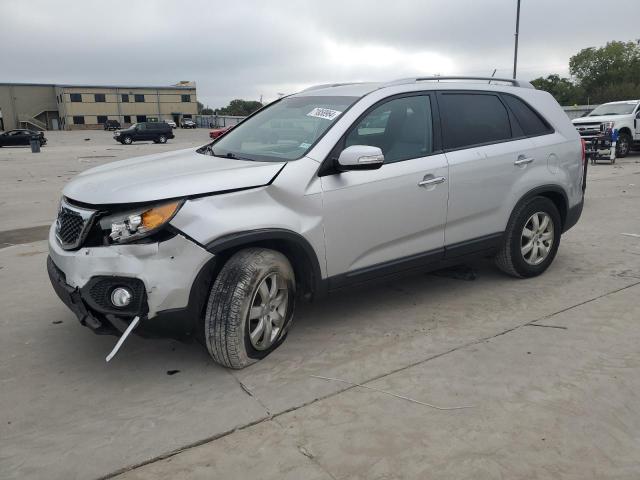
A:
[[326, 232, 503, 291]]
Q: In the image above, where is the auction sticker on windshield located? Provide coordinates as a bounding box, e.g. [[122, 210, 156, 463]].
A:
[[307, 107, 342, 121]]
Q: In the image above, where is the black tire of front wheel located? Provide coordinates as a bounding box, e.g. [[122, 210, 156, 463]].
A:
[[616, 132, 631, 158], [204, 248, 296, 369], [495, 196, 562, 278]]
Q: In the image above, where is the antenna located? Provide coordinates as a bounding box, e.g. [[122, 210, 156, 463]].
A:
[[489, 69, 497, 84]]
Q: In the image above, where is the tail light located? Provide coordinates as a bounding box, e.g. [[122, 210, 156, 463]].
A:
[[580, 139, 586, 165]]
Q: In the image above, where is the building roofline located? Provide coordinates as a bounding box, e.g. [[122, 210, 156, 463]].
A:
[[0, 82, 195, 90], [0, 82, 55, 87]]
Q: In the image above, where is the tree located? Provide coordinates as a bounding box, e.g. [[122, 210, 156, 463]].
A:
[[569, 41, 640, 103], [530, 74, 584, 105], [215, 99, 263, 116]]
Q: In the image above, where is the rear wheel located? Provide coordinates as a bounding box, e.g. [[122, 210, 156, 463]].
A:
[[205, 248, 296, 369], [495, 196, 561, 278], [158, 135, 167, 144]]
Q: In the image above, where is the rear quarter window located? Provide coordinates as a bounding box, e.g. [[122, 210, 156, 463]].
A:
[[502, 94, 553, 137]]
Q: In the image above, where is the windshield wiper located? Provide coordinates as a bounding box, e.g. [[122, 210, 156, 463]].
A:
[[224, 152, 255, 161]]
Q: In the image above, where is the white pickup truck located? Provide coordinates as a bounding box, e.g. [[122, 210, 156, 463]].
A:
[[572, 100, 640, 157]]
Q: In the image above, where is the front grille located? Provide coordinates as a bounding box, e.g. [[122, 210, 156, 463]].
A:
[[575, 123, 603, 138], [55, 200, 96, 250]]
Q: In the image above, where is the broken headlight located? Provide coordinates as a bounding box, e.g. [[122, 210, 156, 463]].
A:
[[100, 200, 183, 244]]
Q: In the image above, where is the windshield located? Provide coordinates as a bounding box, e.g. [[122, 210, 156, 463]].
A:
[[588, 102, 638, 116], [205, 95, 359, 162]]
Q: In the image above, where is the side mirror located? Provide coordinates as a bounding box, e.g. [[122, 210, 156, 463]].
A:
[[337, 145, 384, 172]]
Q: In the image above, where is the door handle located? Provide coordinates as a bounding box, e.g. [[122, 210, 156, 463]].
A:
[[514, 156, 534, 166], [418, 176, 446, 187]]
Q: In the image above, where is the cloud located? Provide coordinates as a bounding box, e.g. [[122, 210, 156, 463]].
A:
[[0, 0, 638, 108]]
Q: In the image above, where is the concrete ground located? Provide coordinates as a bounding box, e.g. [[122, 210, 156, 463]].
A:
[[1, 132, 639, 479]]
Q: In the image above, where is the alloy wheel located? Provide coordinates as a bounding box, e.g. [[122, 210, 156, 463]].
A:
[[521, 211, 554, 266], [247, 273, 288, 350]]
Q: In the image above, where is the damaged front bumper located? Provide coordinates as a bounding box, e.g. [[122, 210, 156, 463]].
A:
[[47, 224, 214, 338]]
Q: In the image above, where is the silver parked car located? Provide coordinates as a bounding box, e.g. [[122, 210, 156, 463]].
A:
[[48, 76, 584, 368]]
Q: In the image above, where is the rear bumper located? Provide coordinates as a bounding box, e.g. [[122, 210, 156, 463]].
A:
[[563, 198, 584, 233]]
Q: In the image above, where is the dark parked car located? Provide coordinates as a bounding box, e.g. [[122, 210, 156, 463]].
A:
[[113, 122, 174, 144], [180, 118, 196, 129], [0, 129, 47, 147], [104, 120, 121, 131]]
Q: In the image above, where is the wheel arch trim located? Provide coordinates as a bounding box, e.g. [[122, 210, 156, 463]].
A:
[[206, 228, 325, 299], [511, 184, 569, 230]]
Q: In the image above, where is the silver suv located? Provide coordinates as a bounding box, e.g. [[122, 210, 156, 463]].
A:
[[48, 76, 584, 368]]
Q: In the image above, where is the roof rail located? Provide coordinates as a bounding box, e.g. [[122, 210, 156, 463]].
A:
[[301, 82, 365, 92], [383, 76, 535, 89]]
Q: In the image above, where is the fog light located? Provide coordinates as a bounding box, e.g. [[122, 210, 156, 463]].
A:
[[111, 287, 132, 307]]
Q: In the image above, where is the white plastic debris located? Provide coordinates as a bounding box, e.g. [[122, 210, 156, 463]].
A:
[[106, 316, 140, 362]]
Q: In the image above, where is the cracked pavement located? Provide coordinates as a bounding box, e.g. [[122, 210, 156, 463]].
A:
[[1, 132, 639, 479]]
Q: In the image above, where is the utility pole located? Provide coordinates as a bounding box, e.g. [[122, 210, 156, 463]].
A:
[[512, 0, 521, 79]]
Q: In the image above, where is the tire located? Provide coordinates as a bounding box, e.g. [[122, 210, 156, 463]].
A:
[[122, 136, 133, 145], [158, 135, 167, 144], [495, 196, 561, 278], [616, 132, 631, 158], [205, 248, 296, 369]]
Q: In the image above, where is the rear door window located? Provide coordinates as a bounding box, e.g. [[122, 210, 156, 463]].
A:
[[439, 93, 512, 150], [502, 94, 552, 136]]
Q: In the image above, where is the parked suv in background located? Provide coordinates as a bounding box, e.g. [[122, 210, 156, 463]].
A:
[[180, 118, 196, 129], [104, 120, 121, 131], [572, 100, 640, 157], [48, 76, 584, 368], [113, 121, 174, 144]]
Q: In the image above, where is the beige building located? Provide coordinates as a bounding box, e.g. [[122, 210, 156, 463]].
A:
[[0, 82, 198, 131]]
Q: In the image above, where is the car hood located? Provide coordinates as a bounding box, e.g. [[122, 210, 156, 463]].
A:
[[63, 148, 286, 205], [572, 114, 629, 124]]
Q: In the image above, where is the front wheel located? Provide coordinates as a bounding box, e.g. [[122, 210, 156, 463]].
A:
[[122, 136, 133, 145], [205, 248, 296, 369], [495, 196, 561, 278], [616, 132, 631, 158]]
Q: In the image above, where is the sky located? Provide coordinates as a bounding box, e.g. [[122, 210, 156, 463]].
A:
[[1, 0, 639, 108]]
